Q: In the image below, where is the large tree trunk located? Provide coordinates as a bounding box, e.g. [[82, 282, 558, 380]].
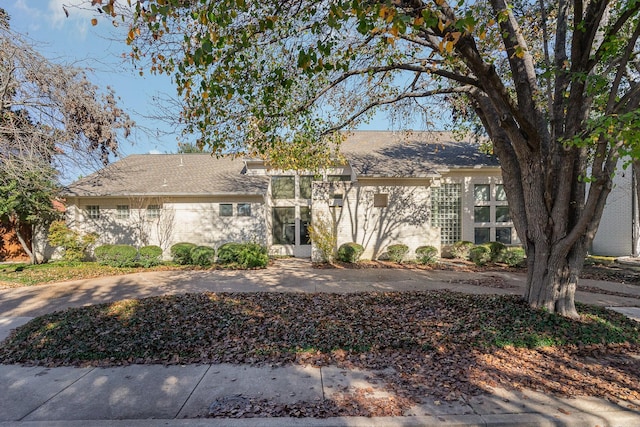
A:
[[13, 219, 35, 264], [525, 241, 587, 319]]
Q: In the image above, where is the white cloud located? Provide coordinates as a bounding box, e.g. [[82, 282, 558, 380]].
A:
[[47, 0, 94, 31]]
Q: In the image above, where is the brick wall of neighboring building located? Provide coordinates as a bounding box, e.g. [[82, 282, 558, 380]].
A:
[[0, 221, 30, 261]]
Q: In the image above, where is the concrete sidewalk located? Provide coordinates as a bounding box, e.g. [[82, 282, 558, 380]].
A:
[[1, 259, 639, 425], [1, 362, 639, 426]]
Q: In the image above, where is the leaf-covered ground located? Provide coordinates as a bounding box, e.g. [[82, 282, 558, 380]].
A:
[[1, 291, 638, 406]]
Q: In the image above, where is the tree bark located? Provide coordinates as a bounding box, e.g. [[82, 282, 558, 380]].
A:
[[13, 219, 35, 264]]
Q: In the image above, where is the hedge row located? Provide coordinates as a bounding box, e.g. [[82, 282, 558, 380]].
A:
[[94, 245, 162, 268], [170, 242, 268, 268], [448, 241, 525, 267], [335, 242, 439, 265]]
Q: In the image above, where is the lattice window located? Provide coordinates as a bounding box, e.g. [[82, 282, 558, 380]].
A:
[[431, 184, 461, 245]]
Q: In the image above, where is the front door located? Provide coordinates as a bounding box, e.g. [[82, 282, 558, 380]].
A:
[[272, 206, 311, 257]]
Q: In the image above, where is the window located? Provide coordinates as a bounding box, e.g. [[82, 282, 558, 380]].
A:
[[431, 184, 462, 245], [496, 184, 507, 201], [219, 203, 233, 217], [328, 175, 350, 182], [272, 176, 295, 199], [474, 227, 491, 244], [495, 206, 511, 222], [116, 205, 129, 219], [373, 193, 388, 207], [300, 207, 311, 245], [299, 175, 314, 199], [474, 184, 490, 202], [474, 206, 490, 223], [496, 227, 512, 244], [272, 207, 295, 244], [87, 205, 100, 219], [147, 204, 160, 219], [237, 203, 251, 216]]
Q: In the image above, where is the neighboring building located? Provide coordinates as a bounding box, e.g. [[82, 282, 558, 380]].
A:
[[62, 131, 520, 261], [590, 160, 640, 257]]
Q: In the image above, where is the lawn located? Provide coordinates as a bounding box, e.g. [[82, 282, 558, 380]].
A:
[[1, 291, 638, 406], [0, 262, 185, 288]]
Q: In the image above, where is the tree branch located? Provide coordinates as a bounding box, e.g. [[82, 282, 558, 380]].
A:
[[322, 85, 475, 135]]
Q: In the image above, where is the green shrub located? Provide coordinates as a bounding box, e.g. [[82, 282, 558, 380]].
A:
[[415, 245, 439, 265], [217, 242, 268, 268], [94, 244, 138, 267], [487, 241, 507, 262], [337, 242, 364, 263], [450, 241, 474, 259], [47, 220, 97, 262], [170, 242, 196, 265], [387, 244, 409, 263], [138, 245, 163, 267], [503, 247, 526, 267], [190, 245, 216, 267], [469, 245, 491, 266]]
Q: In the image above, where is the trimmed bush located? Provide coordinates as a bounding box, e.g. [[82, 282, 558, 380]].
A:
[[190, 245, 216, 267], [47, 220, 97, 262], [171, 242, 196, 265], [415, 245, 438, 265], [138, 245, 163, 267], [450, 241, 474, 259], [503, 247, 526, 267], [387, 244, 409, 263], [487, 241, 507, 262], [469, 245, 491, 266], [337, 242, 364, 263], [94, 244, 138, 267], [217, 242, 268, 268]]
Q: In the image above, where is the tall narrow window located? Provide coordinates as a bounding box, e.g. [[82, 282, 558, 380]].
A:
[[299, 175, 314, 199], [300, 207, 311, 245], [272, 207, 295, 244], [431, 184, 461, 245], [87, 205, 100, 219]]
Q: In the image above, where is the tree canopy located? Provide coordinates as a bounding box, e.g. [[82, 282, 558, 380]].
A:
[[0, 9, 134, 262], [97, 0, 640, 316]]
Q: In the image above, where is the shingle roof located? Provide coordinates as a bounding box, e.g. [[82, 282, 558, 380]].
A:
[[340, 131, 498, 177], [63, 154, 269, 197], [64, 132, 498, 197]]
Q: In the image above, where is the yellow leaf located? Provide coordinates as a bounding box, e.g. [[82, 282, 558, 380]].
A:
[[128, 29, 135, 40], [202, 91, 209, 100], [389, 26, 399, 37], [91, 18, 98, 26], [413, 16, 424, 26], [445, 41, 454, 53], [438, 19, 445, 32], [479, 30, 487, 40]]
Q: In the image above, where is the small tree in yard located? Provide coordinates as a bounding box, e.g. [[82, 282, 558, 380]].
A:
[[308, 214, 338, 263], [0, 171, 60, 263], [102, 0, 640, 317]]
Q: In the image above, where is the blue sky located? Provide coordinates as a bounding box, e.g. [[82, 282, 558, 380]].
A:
[[5, 0, 181, 157], [4, 0, 411, 160]]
